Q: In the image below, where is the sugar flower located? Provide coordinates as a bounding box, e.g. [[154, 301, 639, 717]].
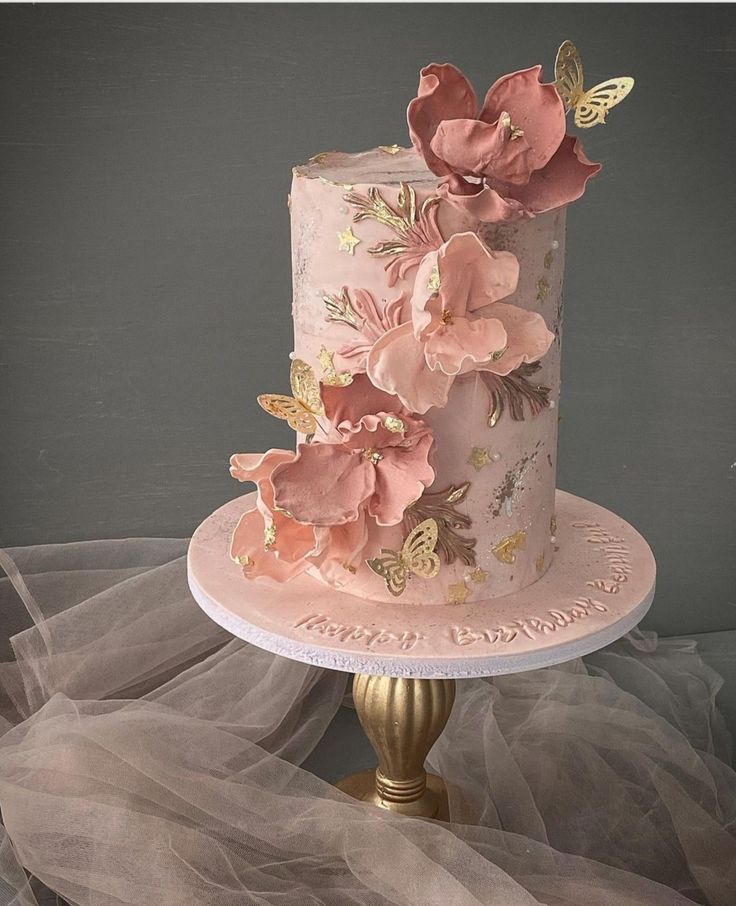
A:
[[408, 63, 600, 222], [366, 232, 553, 413]]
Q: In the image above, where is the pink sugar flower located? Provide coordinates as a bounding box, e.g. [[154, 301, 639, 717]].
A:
[[408, 63, 601, 222], [271, 375, 435, 527], [366, 232, 553, 413]]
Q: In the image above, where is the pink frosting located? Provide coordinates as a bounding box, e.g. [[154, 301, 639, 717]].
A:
[[366, 232, 553, 413], [408, 64, 601, 222]]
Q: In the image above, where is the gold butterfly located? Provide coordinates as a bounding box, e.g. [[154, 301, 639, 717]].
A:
[[257, 358, 324, 435], [554, 40, 634, 129], [366, 518, 441, 597]]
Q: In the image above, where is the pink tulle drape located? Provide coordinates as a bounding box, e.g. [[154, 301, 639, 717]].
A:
[[0, 539, 734, 905]]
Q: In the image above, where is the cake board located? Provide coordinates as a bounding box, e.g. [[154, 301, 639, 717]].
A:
[[188, 490, 656, 819]]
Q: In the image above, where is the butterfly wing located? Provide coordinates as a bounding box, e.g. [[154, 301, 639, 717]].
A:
[[575, 78, 634, 128], [290, 359, 324, 417], [402, 518, 441, 581], [367, 550, 407, 597], [554, 40, 584, 111], [257, 394, 318, 435]]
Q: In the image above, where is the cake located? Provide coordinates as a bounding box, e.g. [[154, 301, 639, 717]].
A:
[[229, 42, 633, 606]]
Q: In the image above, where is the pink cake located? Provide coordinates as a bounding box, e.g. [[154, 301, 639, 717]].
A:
[[229, 44, 633, 607]]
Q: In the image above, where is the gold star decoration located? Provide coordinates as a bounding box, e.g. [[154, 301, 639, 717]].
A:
[[447, 581, 470, 605], [470, 568, 487, 584], [337, 226, 360, 255], [536, 277, 550, 302], [378, 144, 402, 154], [467, 446, 492, 471], [544, 250, 554, 269]]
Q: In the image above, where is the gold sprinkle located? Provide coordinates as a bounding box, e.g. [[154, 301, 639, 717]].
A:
[[337, 226, 361, 255], [378, 144, 402, 155], [363, 448, 384, 465], [492, 530, 527, 565], [318, 346, 353, 386], [383, 415, 405, 433], [535, 554, 545, 573], [428, 264, 441, 291], [544, 250, 554, 269], [467, 446, 492, 471], [470, 568, 487, 584], [447, 581, 470, 605], [264, 524, 276, 551], [536, 277, 550, 302]]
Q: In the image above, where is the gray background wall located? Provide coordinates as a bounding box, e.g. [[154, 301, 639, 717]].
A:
[[1, 4, 734, 637]]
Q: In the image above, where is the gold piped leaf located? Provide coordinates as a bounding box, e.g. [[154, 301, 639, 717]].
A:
[[366, 518, 441, 597], [323, 287, 362, 331], [481, 362, 551, 427], [554, 40, 634, 129], [492, 530, 527, 565], [404, 482, 476, 566]]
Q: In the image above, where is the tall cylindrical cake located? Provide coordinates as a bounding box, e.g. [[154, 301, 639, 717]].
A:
[[289, 148, 564, 605], [229, 51, 621, 609]]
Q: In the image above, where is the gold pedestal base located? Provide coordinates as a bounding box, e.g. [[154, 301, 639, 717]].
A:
[[336, 769, 450, 820], [337, 673, 456, 820]]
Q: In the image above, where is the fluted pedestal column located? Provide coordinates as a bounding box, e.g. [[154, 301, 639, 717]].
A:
[[336, 673, 456, 819]]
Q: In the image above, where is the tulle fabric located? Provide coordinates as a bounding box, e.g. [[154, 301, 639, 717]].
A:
[[0, 539, 734, 905]]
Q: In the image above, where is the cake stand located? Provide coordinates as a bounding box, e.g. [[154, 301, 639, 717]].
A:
[[188, 490, 656, 819]]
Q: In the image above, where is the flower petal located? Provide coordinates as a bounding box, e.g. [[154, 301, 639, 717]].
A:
[[479, 66, 566, 173], [437, 176, 527, 223], [407, 63, 478, 176], [370, 431, 435, 526], [367, 322, 454, 414], [511, 135, 601, 214], [424, 315, 508, 376], [229, 449, 293, 485], [271, 442, 374, 526], [479, 302, 554, 375], [430, 117, 534, 185], [314, 514, 370, 586], [322, 373, 405, 427], [229, 510, 309, 583]]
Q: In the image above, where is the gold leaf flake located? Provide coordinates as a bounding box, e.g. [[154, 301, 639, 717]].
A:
[[319, 176, 353, 190], [378, 144, 402, 154], [550, 515, 557, 537], [318, 346, 353, 386], [535, 554, 545, 573], [337, 226, 360, 255], [383, 415, 405, 433], [236, 554, 254, 568], [544, 250, 554, 269], [447, 581, 470, 605], [467, 447, 492, 471], [341, 561, 357, 574], [264, 524, 276, 551], [492, 531, 527, 565], [470, 568, 487, 584], [404, 482, 476, 567], [309, 152, 330, 164], [427, 264, 441, 291], [536, 277, 550, 302]]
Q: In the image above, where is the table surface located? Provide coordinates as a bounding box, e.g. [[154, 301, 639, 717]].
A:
[[187, 490, 656, 678]]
